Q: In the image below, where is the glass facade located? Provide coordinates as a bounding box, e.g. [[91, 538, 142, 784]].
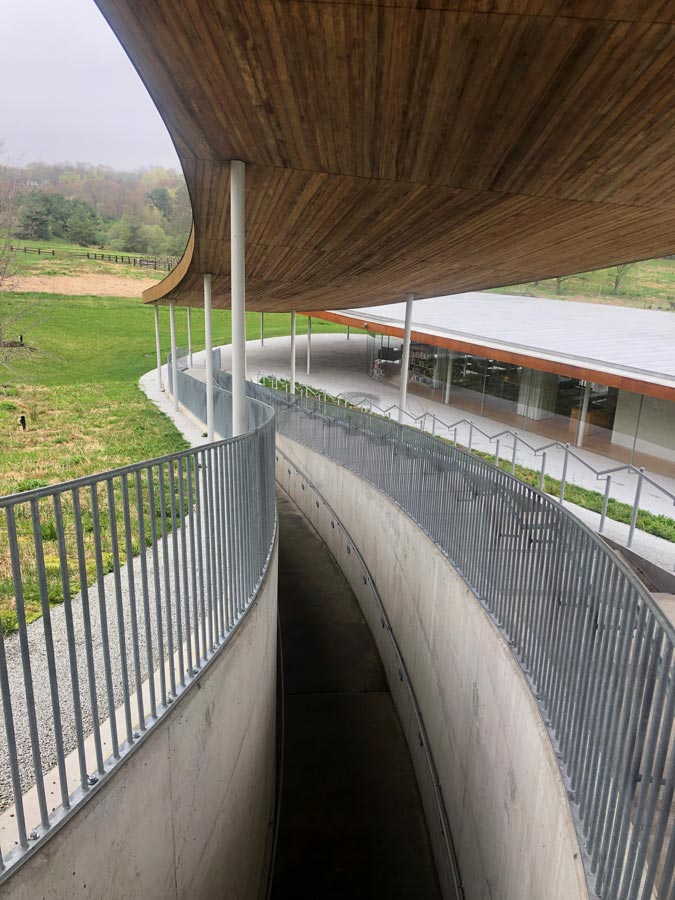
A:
[[365, 332, 675, 476]]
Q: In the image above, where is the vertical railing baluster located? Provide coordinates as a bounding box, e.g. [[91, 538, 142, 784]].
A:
[[121, 474, 145, 732], [53, 493, 88, 791], [5, 507, 50, 829], [90, 485, 120, 760]]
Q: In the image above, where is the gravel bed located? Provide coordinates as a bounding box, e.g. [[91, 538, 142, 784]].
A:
[[0, 521, 214, 816]]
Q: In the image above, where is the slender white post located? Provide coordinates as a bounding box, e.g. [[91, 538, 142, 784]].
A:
[[260, 312, 264, 347], [169, 300, 179, 411], [576, 381, 591, 447], [231, 159, 247, 436], [398, 293, 413, 423], [306, 316, 312, 375], [290, 310, 297, 395], [444, 349, 453, 404], [186, 307, 193, 368], [154, 303, 163, 391], [204, 274, 215, 442]]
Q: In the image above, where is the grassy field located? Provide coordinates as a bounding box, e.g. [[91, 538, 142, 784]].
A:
[[7, 237, 167, 281], [491, 256, 675, 310], [0, 291, 349, 632], [0, 292, 348, 495]]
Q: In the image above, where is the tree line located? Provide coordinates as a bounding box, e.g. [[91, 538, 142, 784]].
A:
[[2, 161, 191, 257]]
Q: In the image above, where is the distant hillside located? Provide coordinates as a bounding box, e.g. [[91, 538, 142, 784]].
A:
[[0, 161, 191, 258], [491, 257, 675, 312]]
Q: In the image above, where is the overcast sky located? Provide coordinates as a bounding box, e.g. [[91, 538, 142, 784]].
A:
[[1, 0, 180, 171]]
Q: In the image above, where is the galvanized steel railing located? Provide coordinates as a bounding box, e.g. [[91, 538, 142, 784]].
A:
[[260, 373, 675, 569], [238, 379, 674, 900], [0, 383, 275, 878]]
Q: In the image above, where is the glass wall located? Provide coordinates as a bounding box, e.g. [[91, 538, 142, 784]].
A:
[[365, 332, 675, 474]]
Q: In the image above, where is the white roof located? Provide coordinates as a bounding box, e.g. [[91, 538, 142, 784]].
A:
[[341, 293, 675, 390]]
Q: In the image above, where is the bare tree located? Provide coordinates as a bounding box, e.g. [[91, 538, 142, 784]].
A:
[[612, 262, 635, 295], [0, 155, 36, 367], [555, 275, 573, 294]]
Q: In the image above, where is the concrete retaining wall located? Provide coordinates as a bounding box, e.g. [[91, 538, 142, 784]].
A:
[[277, 435, 588, 900], [1, 539, 279, 900]]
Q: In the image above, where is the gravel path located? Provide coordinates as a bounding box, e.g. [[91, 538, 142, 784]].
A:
[[4, 274, 159, 297], [0, 519, 210, 813]]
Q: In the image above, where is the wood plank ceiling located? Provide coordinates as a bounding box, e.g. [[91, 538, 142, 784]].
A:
[[94, 0, 675, 310]]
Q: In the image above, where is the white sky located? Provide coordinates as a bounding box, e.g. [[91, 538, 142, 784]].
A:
[[1, 0, 180, 171]]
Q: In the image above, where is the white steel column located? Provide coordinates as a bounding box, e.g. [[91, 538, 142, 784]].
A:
[[169, 300, 179, 411], [576, 381, 592, 447], [398, 293, 413, 423], [154, 303, 163, 391], [290, 311, 297, 395], [260, 312, 264, 347], [444, 349, 453, 404], [306, 316, 312, 375], [204, 274, 215, 442], [231, 159, 247, 436], [186, 307, 193, 367]]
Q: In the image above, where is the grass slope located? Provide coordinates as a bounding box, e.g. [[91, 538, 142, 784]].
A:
[[0, 292, 348, 631]]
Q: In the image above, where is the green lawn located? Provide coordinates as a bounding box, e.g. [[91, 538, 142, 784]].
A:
[[0, 292, 347, 494], [0, 291, 351, 632], [8, 237, 168, 281]]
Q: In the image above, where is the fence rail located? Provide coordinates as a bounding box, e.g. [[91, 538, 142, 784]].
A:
[[234, 376, 674, 900], [9, 245, 178, 271], [0, 380, 275, 879]]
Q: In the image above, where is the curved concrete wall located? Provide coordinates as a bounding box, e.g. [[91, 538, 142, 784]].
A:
[[276, 436, 588, 900], [1, 539, 278, 900]]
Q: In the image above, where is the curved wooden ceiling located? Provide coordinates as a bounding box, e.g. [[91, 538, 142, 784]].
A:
[[94, 1, 675, 310]]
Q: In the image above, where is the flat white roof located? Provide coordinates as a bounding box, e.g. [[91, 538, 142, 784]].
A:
[[337, 293, 675, 391]]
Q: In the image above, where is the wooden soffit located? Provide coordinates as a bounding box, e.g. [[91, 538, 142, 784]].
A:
[[94, 1, 675, 311]]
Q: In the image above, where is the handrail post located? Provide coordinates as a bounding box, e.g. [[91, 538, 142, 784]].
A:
[[468, 422, 473, 453], [559, 443, 570, 503], [599, 475, 612, 534], [540, 451, 547, 492], [628, 468, 645, 548], [511, 432, 518, 475], [495, 438, 500, 467]]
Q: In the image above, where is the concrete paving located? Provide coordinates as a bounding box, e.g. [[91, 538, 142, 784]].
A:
[[271, 490, 441, 899]]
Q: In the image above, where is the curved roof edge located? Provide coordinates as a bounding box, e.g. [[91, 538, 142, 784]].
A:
[[142, 226, 195, 305]]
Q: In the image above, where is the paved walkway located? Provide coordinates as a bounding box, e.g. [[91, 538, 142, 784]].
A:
[[271, 490, 442, 899]]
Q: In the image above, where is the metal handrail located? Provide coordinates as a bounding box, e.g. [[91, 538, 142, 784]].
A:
[[0, 375, 276, 879], [258, 373, 675, 568], [243, 378, 675, 900]]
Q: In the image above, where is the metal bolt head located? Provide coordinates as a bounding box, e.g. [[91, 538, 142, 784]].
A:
[[29, 831, 39, 841]]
